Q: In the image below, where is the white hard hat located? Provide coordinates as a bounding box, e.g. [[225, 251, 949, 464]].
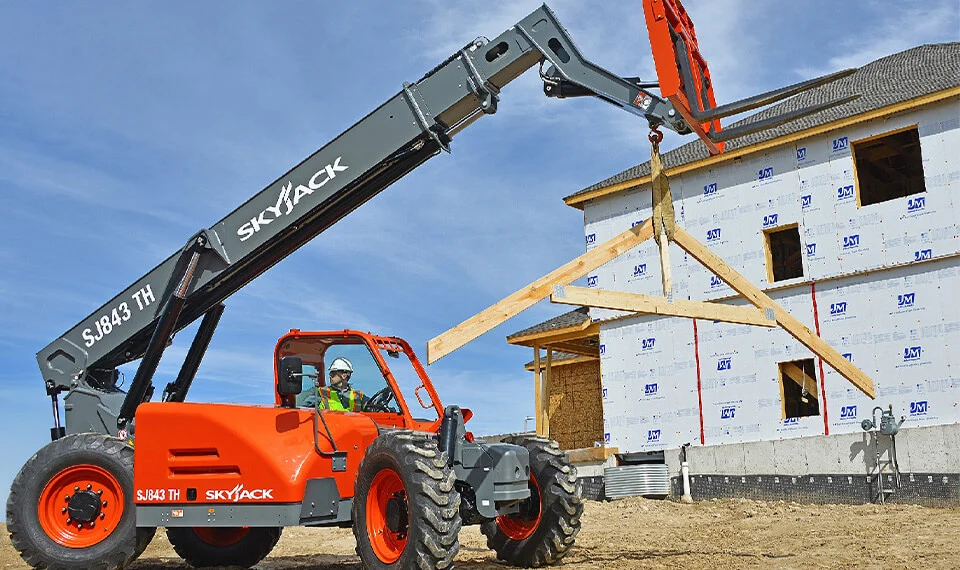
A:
[[329, 357, 354, 374]]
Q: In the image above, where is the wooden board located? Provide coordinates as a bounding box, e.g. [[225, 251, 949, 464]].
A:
[[542, 359, 605, 450], [427, 218, 654, 363], [552, 286, 777, 327], [672, 226, 876, 398], [566, 446, 619, 463]]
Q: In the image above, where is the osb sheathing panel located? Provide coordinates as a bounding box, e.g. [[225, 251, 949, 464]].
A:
[[547, 360, 603, 450]]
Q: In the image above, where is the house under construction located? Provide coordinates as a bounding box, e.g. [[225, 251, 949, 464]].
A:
[[508, 43, 960, 504]]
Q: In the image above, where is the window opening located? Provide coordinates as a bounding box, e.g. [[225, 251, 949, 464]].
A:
[[853, 126, 926, 206], [779, 358, 819, 419], [764, 223, 803, 283]]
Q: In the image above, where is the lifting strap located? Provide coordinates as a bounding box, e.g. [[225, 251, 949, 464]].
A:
[[649, 131, 676, 245]]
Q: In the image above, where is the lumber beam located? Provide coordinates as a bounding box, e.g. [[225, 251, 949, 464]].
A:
[[552, 286, 777, 327], [566, 446, 619, 463], [781, 362, 818, 400], [672, 226, 876, 398], [427, 218, 655, 363], [508, 321, 600, 347], [540, 340, 600, 358]]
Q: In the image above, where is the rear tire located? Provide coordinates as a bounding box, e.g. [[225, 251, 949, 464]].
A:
[[353, 431, 461, 569], [480, 435, 582, 567], [166, 526, 281, 568], [6, 433, 155, 570]]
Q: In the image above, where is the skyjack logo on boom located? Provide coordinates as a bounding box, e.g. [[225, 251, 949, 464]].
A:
[[237, 157, 349, 241], [205, 484, 274, 502]]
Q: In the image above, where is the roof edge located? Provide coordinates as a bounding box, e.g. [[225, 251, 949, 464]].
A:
[[563, 86, 960, 209]]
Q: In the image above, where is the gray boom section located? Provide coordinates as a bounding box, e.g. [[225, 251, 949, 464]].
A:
[[36, 4, 670, 399]]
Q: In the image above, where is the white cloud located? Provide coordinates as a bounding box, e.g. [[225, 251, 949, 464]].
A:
[[794, 0, 959, 78]]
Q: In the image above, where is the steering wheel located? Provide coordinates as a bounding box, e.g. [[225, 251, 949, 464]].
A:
[[362, 386, 397, 413]]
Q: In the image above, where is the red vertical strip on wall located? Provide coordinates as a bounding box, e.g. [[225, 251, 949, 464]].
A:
[[693, 318, 705, 445], [810, 282, 830, 435]]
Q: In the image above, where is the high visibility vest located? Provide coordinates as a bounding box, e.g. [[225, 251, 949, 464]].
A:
[[318, 386, 363, 411]]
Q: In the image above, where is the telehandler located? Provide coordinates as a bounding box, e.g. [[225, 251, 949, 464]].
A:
[[8, 2, 855, 568]]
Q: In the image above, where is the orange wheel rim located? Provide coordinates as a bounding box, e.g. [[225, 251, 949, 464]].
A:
[[366, 468, 407, 563], [496, 474, 542, 541], [193, 526, 251, 547], [38, 464, 124, 548]]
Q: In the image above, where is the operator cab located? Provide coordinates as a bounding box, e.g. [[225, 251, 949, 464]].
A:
[[275, 330, 443, 429]]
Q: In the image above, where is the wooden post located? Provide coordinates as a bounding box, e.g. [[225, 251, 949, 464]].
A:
[[427, 219, 654, 363], [533, 346, 542, 436], [543, 348, 553, 439], [672, 226, 875, 398]]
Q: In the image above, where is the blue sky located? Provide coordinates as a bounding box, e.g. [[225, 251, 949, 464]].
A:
[[1, 1, 957, 517]]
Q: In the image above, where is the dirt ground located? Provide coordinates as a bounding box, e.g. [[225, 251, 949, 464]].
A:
[[3, 496, 960, 569]]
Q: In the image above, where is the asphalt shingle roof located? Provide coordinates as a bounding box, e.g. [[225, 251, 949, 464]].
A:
[[565, 43, 960, 203], [507, 307, 590, 340]]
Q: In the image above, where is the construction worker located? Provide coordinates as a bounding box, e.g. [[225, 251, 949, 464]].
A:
[[318, 357, 366, 411]]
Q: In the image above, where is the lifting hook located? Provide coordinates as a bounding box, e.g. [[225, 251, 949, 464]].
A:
[[648, 126, 664, 145]]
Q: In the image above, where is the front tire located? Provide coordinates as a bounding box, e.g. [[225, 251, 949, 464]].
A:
[[480, 435, 582, 567], [166, 526, 281, 568], [353, 431, 461, 569], [6, 433, 156, 570]]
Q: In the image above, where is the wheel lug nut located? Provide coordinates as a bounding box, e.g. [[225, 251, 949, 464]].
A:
[[65, 495, 71, 502], [102, 501, 108, 507], [77, 523, 82, 530], [66, 518, 72, 524], [97, 489, 103, 496], [74, 486, 80, 492], [89, 521, 95, 528], [99, 513, 105, 520], [87, 484, 93, 490], [61, 507, 67, 514]]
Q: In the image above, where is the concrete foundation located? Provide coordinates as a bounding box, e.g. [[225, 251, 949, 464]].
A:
[[660, 423, 960, 505]]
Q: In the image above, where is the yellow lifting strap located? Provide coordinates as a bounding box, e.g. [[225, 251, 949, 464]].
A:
[[649, 133, 676, 245]]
